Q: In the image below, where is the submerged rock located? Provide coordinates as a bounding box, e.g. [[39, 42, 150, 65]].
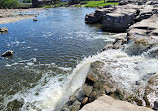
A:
[[1, 50, 13, 57], [102, 44, 114, 51]]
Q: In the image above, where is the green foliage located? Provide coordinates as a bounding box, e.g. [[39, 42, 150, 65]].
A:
[[74, 5, 82, 7], [84, 0, 119, 7], [0, 0, 22, 8], [23, 0, 32, 3]]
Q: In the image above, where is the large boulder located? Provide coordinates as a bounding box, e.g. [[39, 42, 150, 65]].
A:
[[85, 8, 115, 24], [80, 95, 154, 111], [135, 5, 154, 22], [102, 8, 137, 32]]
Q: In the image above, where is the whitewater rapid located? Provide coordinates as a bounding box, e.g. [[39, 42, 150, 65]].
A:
[[2, 46, 158, 111]]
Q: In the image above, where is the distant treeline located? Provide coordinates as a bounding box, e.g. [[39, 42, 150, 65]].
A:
[[0, 0, 32, 9], [0, 0, 21, 8]]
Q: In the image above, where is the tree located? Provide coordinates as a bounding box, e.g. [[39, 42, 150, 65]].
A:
[[0, 0, 21, 9]]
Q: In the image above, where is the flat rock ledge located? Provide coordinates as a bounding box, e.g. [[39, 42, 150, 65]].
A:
[[80, 95, 154, 111], [85, 3, 158, 32]]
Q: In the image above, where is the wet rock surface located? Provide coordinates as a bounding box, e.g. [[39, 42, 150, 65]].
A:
[[0, 27, 8, 33], [80, 95, 154, 111], [61, 58, 157, 110], [1, 50, 13, 57], [145, 74, 158, 109]]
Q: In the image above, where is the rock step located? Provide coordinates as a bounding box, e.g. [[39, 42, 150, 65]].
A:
[[80, 95, 154, 111]]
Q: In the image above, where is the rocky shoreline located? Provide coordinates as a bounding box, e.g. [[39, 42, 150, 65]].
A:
[[61, 1, 158, 111], [0, 8, 45, 24], [0, 3, 158, 111]]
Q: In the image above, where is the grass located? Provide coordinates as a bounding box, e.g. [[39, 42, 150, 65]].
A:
[[83, 0, 119, 7], [44, 0, 119, 8]]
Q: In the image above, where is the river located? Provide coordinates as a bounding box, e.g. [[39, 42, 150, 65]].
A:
[[0, 8, 113, 110]]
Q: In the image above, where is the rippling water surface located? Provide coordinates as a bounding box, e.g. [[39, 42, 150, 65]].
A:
[[0, 8, 111, 110]]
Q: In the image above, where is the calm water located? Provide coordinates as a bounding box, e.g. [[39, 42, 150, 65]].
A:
[[0, 8, 110, 110]]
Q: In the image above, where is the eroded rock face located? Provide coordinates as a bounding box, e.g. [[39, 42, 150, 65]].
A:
[[80, 95, 154, 111], [128, 15, 158, 37], [135, 7, 154, 22], [102, 9, 136, 32]]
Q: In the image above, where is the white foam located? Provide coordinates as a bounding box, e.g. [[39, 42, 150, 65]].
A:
[[100, 50, 158, 90], [26, 62, 34, 66], [5, 64, 12, 67], [3, 46, 158, 110], [58, 67, 72, 71]]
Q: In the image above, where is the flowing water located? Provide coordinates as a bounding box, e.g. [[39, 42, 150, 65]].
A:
[[0, 8, 158, 111], [0, 8, 114, 111]]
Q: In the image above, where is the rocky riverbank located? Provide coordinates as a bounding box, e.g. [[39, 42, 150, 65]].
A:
[[85, 3, 158, 32], [0, 8, 45, 24], [61, 1, 158, 111]]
